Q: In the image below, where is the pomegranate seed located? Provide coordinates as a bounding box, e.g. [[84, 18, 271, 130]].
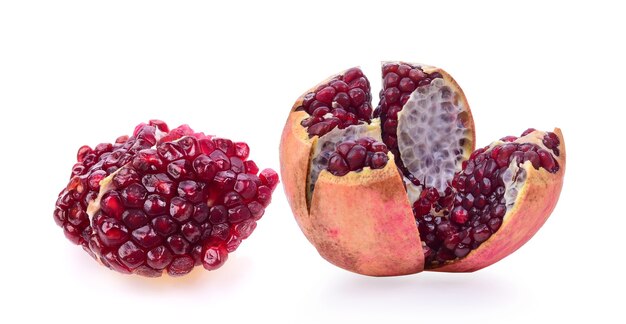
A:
[[496, 144, 517, 168], [523, 151, 541, 168], [192, 155, 218, 181], [120, 183, 148, 208], [228, 205, 251, 223], [384, 73, 400, 88], [208, 205, 228, 224], [256, 186, 272, 207], [396, 64, 411, 77], [54, 121, 278, 276], [398, 77, 416, 92], [348, 88, 366, 106], [346, 145, 367, 170], [500, 135, 517, 142], [132, 149, 163, 173], [316, 86, 336, 104], [259, 169, 280, 191], [248, 201, 265, 220], [521, 128, 536, 136], [167, 255, 195, 276], [296, 68, 372, 137], [330, 80, 349, 92], [202, 242, 228, 271], [328, 154, 349, 176], [343, 67, 363, 83], [77, 146, 92, 163], [157, 142, 184, 162], [408, 68, 425, 81], [234, 174, 259, 199], [100, 192, 124, 219], [326, 137, 389, 176], [113, 168, 140, 188], [132, 225, 162, 248], [370, 152, 388, 169], [146, 246, 173, 269], [212, 170, 236, 191]]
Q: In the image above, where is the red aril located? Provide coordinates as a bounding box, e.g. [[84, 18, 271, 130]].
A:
[[54, 120, 279, 277]]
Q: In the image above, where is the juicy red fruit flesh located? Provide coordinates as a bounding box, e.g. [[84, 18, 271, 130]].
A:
[[54, 120, 279, 277], [296, 67, 373, 138], [326, 137, 389, 176], [413, 129, 560, 267]]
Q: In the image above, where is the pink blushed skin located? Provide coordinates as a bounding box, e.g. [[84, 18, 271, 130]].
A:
[[279, 70, 351, 245], [433, 128, 565, 272], [279, 110, 316, 241], [308, 157, 424, 276]]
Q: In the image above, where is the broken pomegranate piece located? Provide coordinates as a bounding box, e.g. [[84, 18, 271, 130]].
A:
[[54, 120, 278, 277], [280, 62, 565, 276]]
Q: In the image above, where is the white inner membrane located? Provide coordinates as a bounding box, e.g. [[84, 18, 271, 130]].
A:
[[502, 157, 528, 214], [307, 121, 382, 205], [397, 78, 471, 197]]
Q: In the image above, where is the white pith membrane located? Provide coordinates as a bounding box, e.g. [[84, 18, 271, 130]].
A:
[[306, 120, 381, 205], [502, 159, 528, 210], [396, 78, 472, 203]]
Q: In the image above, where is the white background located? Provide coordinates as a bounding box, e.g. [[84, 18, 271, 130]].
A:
[[0, 1, 623, 323]]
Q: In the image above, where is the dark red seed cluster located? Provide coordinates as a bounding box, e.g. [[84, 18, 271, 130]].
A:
[[54, 120, 279, 277], [374, 62, 443, 186], [297, 67, 373, 137], [501, 128, 561, 157], [326, 137, 389, 176], [414, 130, 560, 267]]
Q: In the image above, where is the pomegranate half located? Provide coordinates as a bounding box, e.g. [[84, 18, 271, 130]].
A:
[[280, 62, 565, 276]]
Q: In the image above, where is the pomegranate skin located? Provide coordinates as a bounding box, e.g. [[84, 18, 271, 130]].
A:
[[433, 128, 565, 272], [279, 110, 315, 240], [309, 157, 424, 276], [279, 69, 357, 246]]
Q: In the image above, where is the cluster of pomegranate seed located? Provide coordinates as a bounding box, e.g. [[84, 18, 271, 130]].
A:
[[542, 132, 561, 156], [326, 137, 389, 176], [501, 128, 561, 157], [375, 62, 443, 186], [296, 67, 373, 137], [54, 120, 279, 277], [413, 129, 560, 267]]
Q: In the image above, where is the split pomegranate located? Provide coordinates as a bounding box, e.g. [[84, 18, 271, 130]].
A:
[[280, 62, 565, 276], [54, 120, 278, 277]]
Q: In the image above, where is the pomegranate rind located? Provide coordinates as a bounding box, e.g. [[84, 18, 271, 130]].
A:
[[279, 110, 315, 239], [433, 128, 565, 272], [280, 69, 359, 243], [309, 157, 424, 276]]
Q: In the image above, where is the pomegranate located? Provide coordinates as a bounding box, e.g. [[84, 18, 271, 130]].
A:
[[280, 62, 565, 276], [54, 120, 279, 277]]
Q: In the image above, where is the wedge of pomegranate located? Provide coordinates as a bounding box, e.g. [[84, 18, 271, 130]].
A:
[[280, 62, 565, 276], [54, 120, 278, 277]]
